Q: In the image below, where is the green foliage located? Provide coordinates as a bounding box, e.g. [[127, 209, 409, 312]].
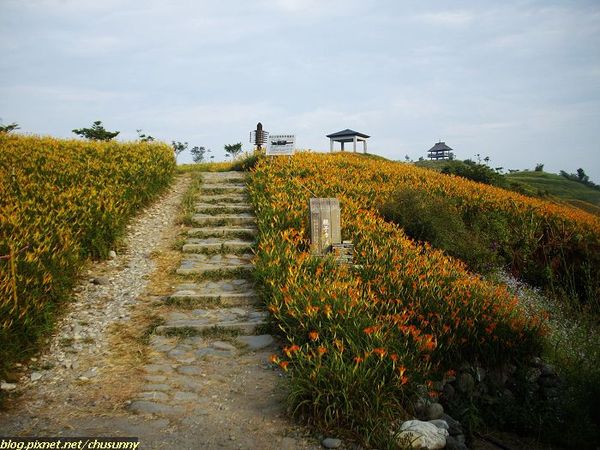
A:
[[535, 163, 544, 172], [72, 120, 119, 141], [560, 168, 600, 191], [172, 141, 187, 163], [0, 122, 19, 133], [136, 129, 155, 142], [190, 146, 209, 163], [440, 159, 507, 187], [224, 142, 243, 159], [379, 190, 501, 273]]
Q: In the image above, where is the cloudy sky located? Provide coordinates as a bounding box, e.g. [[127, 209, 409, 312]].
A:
[[1, 0, 599, 179]]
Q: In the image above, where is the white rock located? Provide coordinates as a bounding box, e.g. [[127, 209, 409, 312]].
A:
[[397, 420, 448, 450], [30, 372, 43, 382], [109, 250, 117, 259], [1, 382, 17, 391]]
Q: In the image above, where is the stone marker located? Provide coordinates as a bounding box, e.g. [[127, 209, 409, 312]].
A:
[[309, 198, 341, 255]]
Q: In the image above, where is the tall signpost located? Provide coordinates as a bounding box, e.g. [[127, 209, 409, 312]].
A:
[[249, 122, 268, 152]]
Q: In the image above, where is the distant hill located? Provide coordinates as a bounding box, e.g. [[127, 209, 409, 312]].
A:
[[413, 159, 600, 217], [506, 171, 600, 216]]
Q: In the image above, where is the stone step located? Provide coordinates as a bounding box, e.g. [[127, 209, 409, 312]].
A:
[[200, 184, 246, 194], [168, 292, 259, 307], [199, 194, 248, 204], [201, 172, 245, 181], [187, 227, 257, 239], [169, 279, 257, 307], [155, 308, 268, 336], [182, 238, 253, 253], [176, 253, 254, 276], [191, 214, 255, 227], [195, 203, 253, 214]]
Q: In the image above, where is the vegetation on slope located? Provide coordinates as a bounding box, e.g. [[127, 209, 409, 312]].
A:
[[0, 134, 175, 375], [249, 153, 545, 447], [506, 170, 600, 216]]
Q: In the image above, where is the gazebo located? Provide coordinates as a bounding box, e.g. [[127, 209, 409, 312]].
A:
[[326, 129, 370, 153], [427, 141, 453, 160]]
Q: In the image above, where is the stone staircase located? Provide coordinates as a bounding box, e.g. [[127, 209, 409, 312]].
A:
[[130, 171, 275, 419], [158, 171, 265, 337]]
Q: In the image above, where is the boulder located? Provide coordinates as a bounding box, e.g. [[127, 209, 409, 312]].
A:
[[426, 402, 444, 420], [397, 420, 448, 450]]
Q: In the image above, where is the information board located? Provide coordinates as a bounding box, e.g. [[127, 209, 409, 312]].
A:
[[266, 134, 295, 156]]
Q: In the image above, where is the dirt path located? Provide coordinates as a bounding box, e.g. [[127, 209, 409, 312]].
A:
[[0, 172, 321, 450]]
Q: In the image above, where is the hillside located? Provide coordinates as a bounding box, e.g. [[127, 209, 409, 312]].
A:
[[506, 170, 600, 215]]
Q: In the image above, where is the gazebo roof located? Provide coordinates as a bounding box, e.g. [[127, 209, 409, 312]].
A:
[[326, 129, 370, 139], [428, 141, 453, 152]]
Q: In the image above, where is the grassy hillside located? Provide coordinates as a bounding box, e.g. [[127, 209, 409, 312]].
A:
[[506, 171, 600, 215]]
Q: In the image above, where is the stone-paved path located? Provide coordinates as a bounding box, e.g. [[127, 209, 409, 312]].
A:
[[0, 172, 321, 450]]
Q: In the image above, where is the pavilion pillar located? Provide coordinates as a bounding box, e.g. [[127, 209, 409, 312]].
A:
[[330, 138, 334, 153], [363, 139, 367, 154], [353, 136, 357, 152], [341, 141, 345, 152]]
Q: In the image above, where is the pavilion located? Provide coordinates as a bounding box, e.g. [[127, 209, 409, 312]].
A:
[[326, 129, 370, 153], [427, 141, 453, 160]]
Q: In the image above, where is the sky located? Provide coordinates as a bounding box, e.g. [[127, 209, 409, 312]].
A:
[[1, 0, 599, 180]]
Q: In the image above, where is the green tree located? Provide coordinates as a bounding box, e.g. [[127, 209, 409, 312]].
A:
[[136, 129, 155, 142], [72, 121, 119, 141], [224, 142, 243, 159], [535, 163, 544, 172], [0, 122, 19, 133], [190, 146, 209, 163], [172, 141, 188, 163]]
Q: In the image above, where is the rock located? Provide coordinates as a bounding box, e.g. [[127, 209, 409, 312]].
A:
[[541, 364, 556, 376], [129, 400, 184, 415], [108, 250, 117, 259], [538, 375, 560, 388], [457, 372, 475, 394], [236, 334, 274, 350], [30, 372, 43, 382], [0, 382, 17, 391], [91, 277, 109, 285], [426, 402, 444, 420], [397, 420, 448, 450], [428, 419, 449, 430], [321, 437, 342, 449], [530, 356, 543, 367], [177, 366, 203, 376], [444, 435, 468, 450], [211, 341, 236, 352], [442, 383, 455, 401], [440, 414, 463, 436], [173, 391, 199, 402]]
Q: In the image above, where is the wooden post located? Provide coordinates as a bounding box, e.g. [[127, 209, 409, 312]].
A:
[[309, 198, 341, 255]]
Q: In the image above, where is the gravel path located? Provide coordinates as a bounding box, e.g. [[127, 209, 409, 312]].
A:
[[0, 173, 322, 450]]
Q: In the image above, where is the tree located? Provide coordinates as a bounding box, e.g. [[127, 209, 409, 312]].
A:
[[535, 163, 544, 172], [136, 129, 155, 142], [0, 122, 19, 133], [224, 142, 243, 159], [172, 141, 188, 163], [72, 121, 119, 141], [576, 168, 589, 183], [190, 146, 209, 163]]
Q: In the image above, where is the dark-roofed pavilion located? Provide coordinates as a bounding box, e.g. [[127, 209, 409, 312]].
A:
[[428, 141, 453, 160], [326, 129, 370, 153]]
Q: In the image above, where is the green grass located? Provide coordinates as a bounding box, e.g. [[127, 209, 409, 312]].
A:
[[506, 171, 600, 215]]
